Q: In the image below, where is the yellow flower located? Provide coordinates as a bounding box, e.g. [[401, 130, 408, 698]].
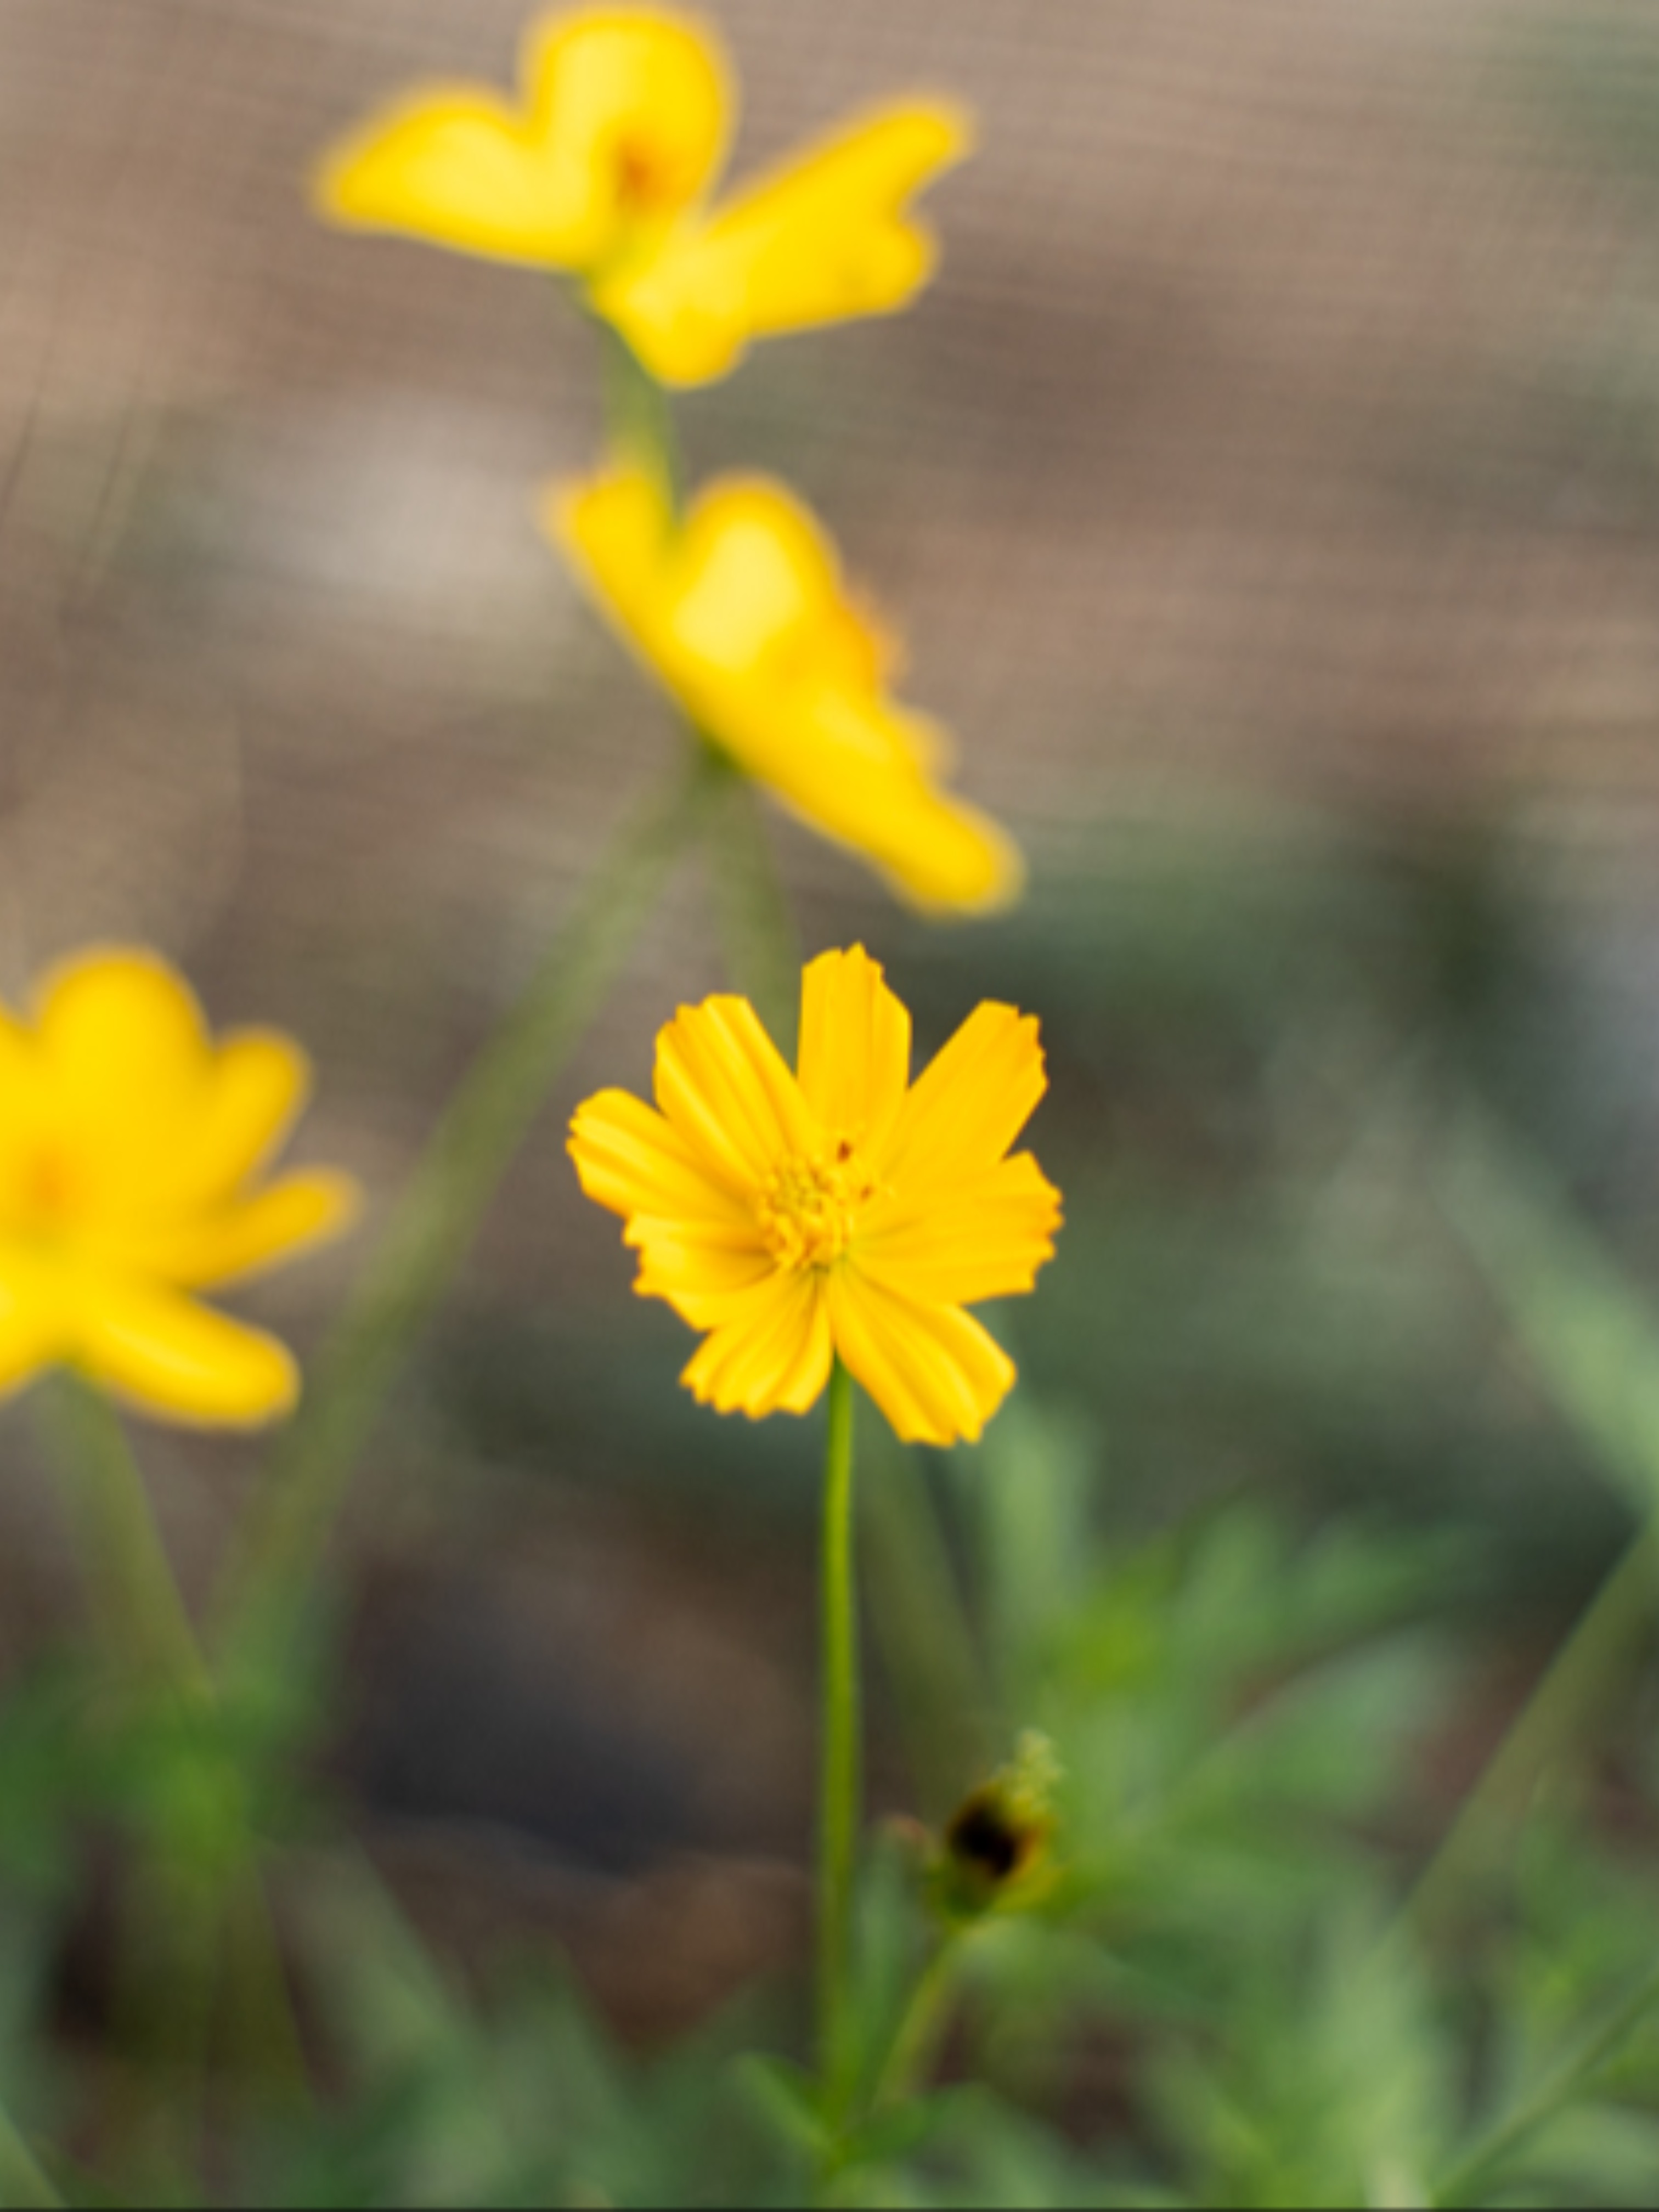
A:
[[314, 4, 970, 385], [548, 461, 1022, 912], [0, 949, 359, 1426], [569, 946, 1060, 1444]]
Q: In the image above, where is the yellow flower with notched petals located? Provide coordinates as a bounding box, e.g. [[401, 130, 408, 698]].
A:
[[548, 462, 1022, 912], [569, 946, 1060, 1446], [0, 950, 358, 1426], [314, 4, 970, 385]]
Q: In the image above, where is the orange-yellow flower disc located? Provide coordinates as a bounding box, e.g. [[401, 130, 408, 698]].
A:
[[313, 4, 971, 385], [549, 461, 1023, 912], [0, 949, 359, 1426], [569, 946, 1060, 1445]]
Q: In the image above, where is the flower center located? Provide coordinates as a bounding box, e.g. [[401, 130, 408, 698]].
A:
[[610, 132, 683, 219], [6, 1143, 82, 1243], [757, 1139, 879, 1272]]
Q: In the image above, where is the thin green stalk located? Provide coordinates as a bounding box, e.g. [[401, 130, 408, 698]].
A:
[[0, 2106, 59, 2210], [213, 753, 714, 1663], [872, 1936, 961, 2113], [596, 317, 683, 512], [818, 1359, 861, 2111], [860, 1429, 986, 1822], [705, 764, 802, 1052], [1434, 1956, 1659, 2208], [592, 296, 803, 1053], [1402, 1115, 1659, 1928], [37, 1376, 206, 1695], [36, 1383, 227, 2174], [1406, 1529, 1659, 1931]]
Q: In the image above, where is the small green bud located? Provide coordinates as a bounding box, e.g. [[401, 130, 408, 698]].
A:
[[932, 1731, 1061, 1923]]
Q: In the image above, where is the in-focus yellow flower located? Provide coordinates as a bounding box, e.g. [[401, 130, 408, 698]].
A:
[[549, 461, 1022, 911], [0, 950, 359, 1426], [314, 4, 970, 385], [569, 946, 1059, 1444]]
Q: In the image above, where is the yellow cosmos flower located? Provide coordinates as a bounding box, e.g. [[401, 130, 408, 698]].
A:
[[569, 946, 1060, 1445], [548, 461, 1022, 912], [0, 949, 359, 1426], [314, 4, 970, 385]]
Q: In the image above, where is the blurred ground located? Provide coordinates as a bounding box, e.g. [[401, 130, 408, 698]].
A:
[[3, 0, 1659, 2033]]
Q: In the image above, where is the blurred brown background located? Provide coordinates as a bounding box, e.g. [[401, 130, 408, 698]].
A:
[[2, 0, 1658, 2032]]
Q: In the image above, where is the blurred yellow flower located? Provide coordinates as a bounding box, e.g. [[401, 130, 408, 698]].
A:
[[0, 950, 358, 1426], [314, 4, 970, 385], [548, 461, 1022, 911], [569, 946, 1059, 1444]]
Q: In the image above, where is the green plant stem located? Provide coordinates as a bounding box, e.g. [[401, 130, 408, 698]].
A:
[[213, 753, 715, 1665], [860, 1430, 986, 1822], [1403, 1116, 1659, 1928], [705, 763, 802, 1052], [37, 1376, 207, 1695], [817, 1359, 861, 2113], [592, 297, 805, 1053], [1433, 1956, 1659, 2208], [1406, 1528, 1659, 1931], [872, 1935, 962, 2112], [0, 2108, 59, 2210], [596, 315, 682, 512]]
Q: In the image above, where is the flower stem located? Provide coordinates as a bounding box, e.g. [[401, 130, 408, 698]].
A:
[[705, 760, 802, 1053], [1432, 1955, 1659, 2207], [872, 1934, 961, 2112], [596, 315, 682, 512], [213, 753, 715, 1666], [0, 2109, 59, 2210], [1406, 1528, 1659, 1931], [817, 1357, 861, 2111], [37, 1375, 207, 1695]]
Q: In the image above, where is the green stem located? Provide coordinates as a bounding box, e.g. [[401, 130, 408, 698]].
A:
[[817, 1359, 861, 2111], [705, 763, 802, 1053], [860, 1430, 986, 1822], [0, 2109, 59, 2210], [596, 316, 683, 512], [1403, 1116, 1659, 1927], [212, 754, 714, 1664], [1433, 1956, 1659, 2208], [1406, 1530, 1659, 1931], [37, 1376, 207, 1695], [590, 296, 803, 1054], [872, 1936, 961, 2112]]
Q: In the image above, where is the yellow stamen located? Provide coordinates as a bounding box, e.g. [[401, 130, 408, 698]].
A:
[[757, 1142, 878, 1272], [20, 1146, 77, 1228]]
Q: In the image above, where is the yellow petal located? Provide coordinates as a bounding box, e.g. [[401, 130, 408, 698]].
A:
[[548, 462, 673, 655], [316, 8, 729, 269], [0, 1259, 64, 1401], [796, 947, 911, 1148], [827, 1268, 1013, 1446], [31, 950, 212, 1206], [526, 5, 731, 252], [667, 478, 839, 675], [149, 1029, 313, 1212], [877, 1002, 1047, 1193], [653, 996, 815, 1191], [35, 946, 210, 1107], [680, 1267, 833, 1417], [69, 1274, 298, 1427], [102, 1172, 362, 1290], [596, 101, 972, 384], [315, 89, 590, 264], [857, 1153, 1061, 1307], [548, 465, 1024, 915], [630, 1219, 777, 1328], [741, 698, 1022, 912], [569, 1085, 753, 1225]]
